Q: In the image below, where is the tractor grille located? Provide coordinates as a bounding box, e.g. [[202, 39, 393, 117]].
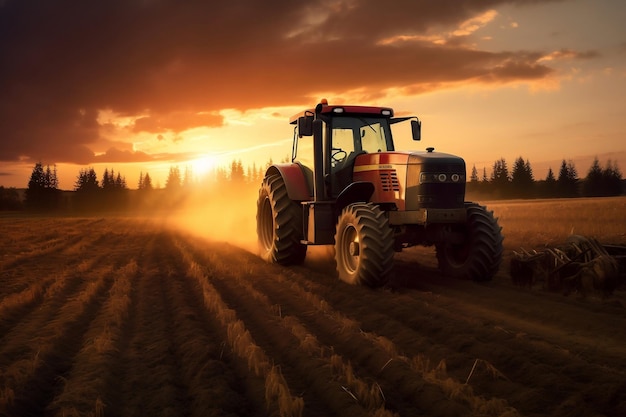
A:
[[406, 162, 466, 209], [380, 171, 400, 192]]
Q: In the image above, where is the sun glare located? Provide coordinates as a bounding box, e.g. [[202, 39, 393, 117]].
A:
[[189, 155, 218, 179]]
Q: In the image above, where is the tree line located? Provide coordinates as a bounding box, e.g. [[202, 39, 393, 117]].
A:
[[0, 156, 623, 212], [0, 159, 271, 212], [467, 156, 623, 199]]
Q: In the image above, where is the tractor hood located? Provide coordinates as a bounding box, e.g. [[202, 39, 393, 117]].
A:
[[353, 150, 466, 172], [352, 150, 466, 210]]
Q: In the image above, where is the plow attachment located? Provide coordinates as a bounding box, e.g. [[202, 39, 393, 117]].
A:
[[510, 235, 626, 295]]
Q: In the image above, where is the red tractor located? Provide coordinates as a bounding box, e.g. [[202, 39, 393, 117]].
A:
[[257, 100, 503, 287]]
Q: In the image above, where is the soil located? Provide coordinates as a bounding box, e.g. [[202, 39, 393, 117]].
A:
[[1, 216, 625, 417]]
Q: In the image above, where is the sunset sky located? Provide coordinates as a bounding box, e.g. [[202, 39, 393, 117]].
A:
[[1, 0, 625, 190]]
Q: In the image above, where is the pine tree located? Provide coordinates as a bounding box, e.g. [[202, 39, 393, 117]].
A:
[[29, 162, 46, 189], [182, 166, 193, 188], [490, 158, 510, 197], [542, 167, 557, 197], [470, 165, 479, 183], [143, 173, 153, 190], [25, 162, 60, 210], [102, 168, 117, 191], [75, 167, 99, 192], [230, 159, 245, 183], [557, 159, 578, 197], [603, 159, 623, 196], [583, 157, 603, 197], [525, 160, 534, 182], [115, 172, 126, 189], [166, 166, 182, 189], [25, 162, 46, 209], [511, 157, 534, 198]]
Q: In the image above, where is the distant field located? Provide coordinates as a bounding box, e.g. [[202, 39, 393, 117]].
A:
[[484, 196, 626, 250], [1, 197, 625, 416]]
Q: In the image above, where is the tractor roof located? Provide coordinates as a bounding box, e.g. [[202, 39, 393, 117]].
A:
[[289, 101, 394, 124]]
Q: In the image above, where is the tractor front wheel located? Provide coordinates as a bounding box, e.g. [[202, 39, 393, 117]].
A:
[[334, 203, 394, 287], [257, 174, 307, 265], [436, 203, 503, 281]]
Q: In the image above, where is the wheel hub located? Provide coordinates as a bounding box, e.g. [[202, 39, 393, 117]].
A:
[[349, 241, 360, 256]]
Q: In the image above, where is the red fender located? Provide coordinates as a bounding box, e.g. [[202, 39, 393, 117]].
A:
[[265, 164, 312, 201]]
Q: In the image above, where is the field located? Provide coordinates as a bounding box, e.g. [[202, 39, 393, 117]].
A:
[[1, 196, 625, 417]]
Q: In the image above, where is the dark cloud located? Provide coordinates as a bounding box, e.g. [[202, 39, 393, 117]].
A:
[[0, 0, 571, 165], [133, 112, 223, 133], [93, 147, 156, 163]]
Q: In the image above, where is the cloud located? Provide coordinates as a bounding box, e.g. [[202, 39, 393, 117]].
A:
[[93, 147, 156, 163], [133, 112, 223, 133], [538, 48, 601, 62], [0, 0, 569, 165]]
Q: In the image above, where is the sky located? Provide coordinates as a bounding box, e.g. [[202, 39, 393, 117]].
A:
[[0, 0, 625, 190]]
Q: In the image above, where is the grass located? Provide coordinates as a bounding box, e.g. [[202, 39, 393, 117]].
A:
[[178, 237, 400, 416], [177, 243, 304, 417], [485, 196, 626, 250], [1, 200, 622, 416], [50, 259, 137, 416]]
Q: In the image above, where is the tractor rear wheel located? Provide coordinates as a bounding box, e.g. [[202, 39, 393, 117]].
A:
[[334, 203, 394, 287], [257, 175, 307, 265], [436, 203, 503, 281]]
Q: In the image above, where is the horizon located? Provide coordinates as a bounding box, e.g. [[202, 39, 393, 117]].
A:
[[3, 150, 623, 192]]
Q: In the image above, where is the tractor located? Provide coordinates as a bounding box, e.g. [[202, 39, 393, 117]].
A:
[[256, 99, 503, 287]]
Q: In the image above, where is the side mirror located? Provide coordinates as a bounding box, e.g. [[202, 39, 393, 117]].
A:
[[298, 116, 313, 137], [411, 119, 421, 141]]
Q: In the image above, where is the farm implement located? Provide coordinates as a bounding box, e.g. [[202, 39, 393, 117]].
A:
[[510, 235, 626, 295]]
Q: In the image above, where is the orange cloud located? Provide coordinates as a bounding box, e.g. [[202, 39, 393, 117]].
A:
[[133, 112, 224, 133]]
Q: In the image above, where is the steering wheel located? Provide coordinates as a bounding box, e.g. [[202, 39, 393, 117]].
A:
[[331, 148, 347, 167]]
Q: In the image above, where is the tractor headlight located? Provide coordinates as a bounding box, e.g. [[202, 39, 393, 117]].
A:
[[420, 172, 465, 184]]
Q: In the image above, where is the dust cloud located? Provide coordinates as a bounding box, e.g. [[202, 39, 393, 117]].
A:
[[156, 183, 338, 272], [161, 185, 260, 254]]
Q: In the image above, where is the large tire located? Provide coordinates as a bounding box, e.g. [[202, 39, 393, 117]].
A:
[[256, 175, 307, 265], [436, 203, 503, 281], [334, 203, 394, 287]]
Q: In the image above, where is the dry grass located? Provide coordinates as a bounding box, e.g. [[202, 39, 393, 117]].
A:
[[486, 197, 626, 250], [193, 238, 519, 416], [176, 242, 304, 417], [177, 238, 400, 416], [4, 210, 620, 415], [50, 259, 137, 416]]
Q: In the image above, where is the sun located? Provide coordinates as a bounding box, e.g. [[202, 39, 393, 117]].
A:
[[189, 155, 218, 179]]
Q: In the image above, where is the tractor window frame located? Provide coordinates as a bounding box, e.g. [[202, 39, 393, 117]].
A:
[[292, 125, 315, 172], [328, 116, 394, 155]]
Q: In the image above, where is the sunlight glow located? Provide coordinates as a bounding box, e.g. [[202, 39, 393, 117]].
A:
[[189, 155, 218, 178]]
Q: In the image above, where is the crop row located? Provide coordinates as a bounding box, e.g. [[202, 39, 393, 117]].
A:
[[176, 237, 519, 417]]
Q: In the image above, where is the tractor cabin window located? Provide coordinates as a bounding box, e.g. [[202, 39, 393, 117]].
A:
[[330, 117, 391, 156], [360, 122, 388, 153]]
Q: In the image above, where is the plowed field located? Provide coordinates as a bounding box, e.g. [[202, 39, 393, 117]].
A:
[[1, 198, 625, 417]]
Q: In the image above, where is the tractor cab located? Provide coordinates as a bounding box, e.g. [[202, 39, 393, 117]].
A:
[[289, 99, 420, 199]]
